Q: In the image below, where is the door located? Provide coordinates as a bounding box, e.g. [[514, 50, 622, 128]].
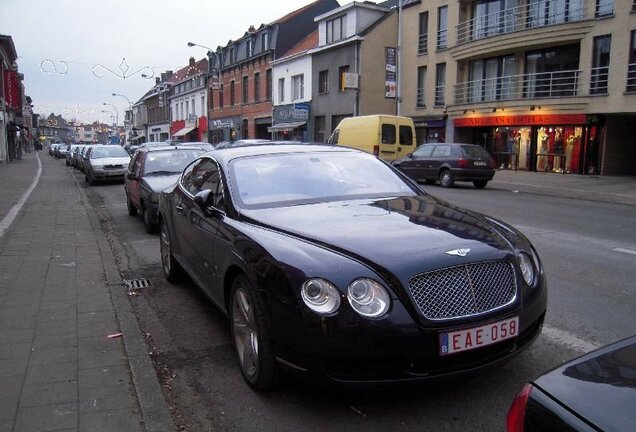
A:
[[402, 144, 434, 180], [397, 124, 416, 159], [126, 152, 144, 208], [428, 144, 453, 177]]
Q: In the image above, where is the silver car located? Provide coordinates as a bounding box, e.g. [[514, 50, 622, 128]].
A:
[[65, 144, 79, 166], [84, 145, 131, 185]]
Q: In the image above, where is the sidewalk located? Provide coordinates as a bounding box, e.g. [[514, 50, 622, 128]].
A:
[[0, 152, 174, 432], [490, 169, 636, 206]]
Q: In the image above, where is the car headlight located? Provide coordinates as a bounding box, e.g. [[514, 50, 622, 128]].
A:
[[91, 164, 104, 170], [301, 279, 340, 315], [347, 278, 390, 318], [517, 252, 535, 286]]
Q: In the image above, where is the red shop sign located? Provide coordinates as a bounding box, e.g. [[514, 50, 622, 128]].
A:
[[454, 114, 588, 127], [3, 70, 21, 110]]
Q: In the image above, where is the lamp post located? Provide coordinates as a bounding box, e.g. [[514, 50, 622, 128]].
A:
[[112, 93, 133, 142], [187, 41, 220, 90], [102, 102, 119, 126]]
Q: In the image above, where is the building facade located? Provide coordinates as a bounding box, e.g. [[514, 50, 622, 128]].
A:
[[207, 0, 339, 144], [401, 0, 636, 175], [169, 57, 208, 142], [310, 1, 398, 142]]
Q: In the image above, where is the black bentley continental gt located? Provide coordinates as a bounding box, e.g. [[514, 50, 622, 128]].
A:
[[158, 144, 547, 389]]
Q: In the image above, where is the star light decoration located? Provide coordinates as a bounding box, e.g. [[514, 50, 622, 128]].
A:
[[40, 57, 156, 80]]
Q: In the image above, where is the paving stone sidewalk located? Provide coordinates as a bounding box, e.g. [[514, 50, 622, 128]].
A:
[[0, 152, 174, 432]]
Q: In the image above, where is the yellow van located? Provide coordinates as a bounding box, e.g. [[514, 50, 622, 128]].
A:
[[327, 115, 416, 161]]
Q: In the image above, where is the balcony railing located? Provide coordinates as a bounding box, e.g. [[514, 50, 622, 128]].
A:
[[626, 63, 636, 92], [590, 66, 609, 95], [435, 85, 445, 106], [418, 33, 428, 55], [454, 70, 581, 104], [437, 29, 447, 50], [456, 2, 586, 45], [416, 88, 425, 107]]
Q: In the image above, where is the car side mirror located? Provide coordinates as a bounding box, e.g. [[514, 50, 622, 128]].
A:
[[193, 189, 217, 217], [407, 153, 413, 158]]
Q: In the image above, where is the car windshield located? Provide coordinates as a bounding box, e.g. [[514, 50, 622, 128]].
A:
[[91, 146, 129, 159], [144, 149, 204, 174], [461, 145, 491, 159], [229, 151, 418, 209]]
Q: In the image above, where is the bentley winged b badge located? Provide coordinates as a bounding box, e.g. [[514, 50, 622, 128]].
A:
[[446, 248, 471, 257]]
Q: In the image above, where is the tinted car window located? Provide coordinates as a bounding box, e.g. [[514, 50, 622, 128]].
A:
[[432, 145, 451, 157], [413, 145, 434, 157], [91, 146, 128, 158], [381, 124, 396, 144], [399, 126, 413, 145], [461, 145, 491, 159]]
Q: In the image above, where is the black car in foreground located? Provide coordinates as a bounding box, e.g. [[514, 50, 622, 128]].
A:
[[158, 144, 546, 389], [393, 142, 496, 188], [125, 145, 207, 233], [507, 335, 636, 432]]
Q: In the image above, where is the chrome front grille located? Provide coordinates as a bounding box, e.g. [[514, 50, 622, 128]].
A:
[[104, 164, 124, 170], [408, 261, 516, 320]]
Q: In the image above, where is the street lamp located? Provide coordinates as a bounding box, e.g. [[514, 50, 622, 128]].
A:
[[102, 102, 119, 126], [187, 41, 220, 90], [101, 109, 116, 127], [111, 92, 132, 110]]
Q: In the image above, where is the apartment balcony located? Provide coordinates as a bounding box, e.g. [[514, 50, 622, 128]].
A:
[[454, 70, 584, 105], [450, 2, 594, 60], [626, 63, 636, 93]]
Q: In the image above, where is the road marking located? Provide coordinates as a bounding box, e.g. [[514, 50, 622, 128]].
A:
[[613, 248, 636, 256], [542, 324, 601, 353], [0, 153, 43, 239]]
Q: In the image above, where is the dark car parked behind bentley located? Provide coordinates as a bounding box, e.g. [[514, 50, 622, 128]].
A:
[[125, 145, 207, 233], [158, 144, 546, 389], [393, 143, 496, 189], [507, 335, 636, 432]]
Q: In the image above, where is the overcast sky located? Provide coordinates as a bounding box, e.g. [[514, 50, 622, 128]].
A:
[[1, 0, 316, 124]]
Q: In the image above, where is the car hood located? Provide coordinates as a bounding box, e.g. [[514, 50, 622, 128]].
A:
[[534, 336, 636, 432], [242, 195, 514, 275], [91, 157, 130, 166], [142, 174, 180, 193]]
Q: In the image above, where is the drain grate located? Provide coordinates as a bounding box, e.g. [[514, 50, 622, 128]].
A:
[[124, 278, 152, 290]]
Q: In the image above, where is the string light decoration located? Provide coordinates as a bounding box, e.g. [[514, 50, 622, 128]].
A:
[[39, 57, 157, 80]]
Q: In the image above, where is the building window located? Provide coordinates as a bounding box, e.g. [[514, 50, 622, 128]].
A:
[[209, 89, 214, 111], [262, 32, 270, 51], [525, 44, 580, 98], [416, 66, 426, 107], [201, 96, 205, 117], [418, 12, 428, 55], [437, 6, 448, 50], [292, 74, 304, 101], [467, 55, 516, 103], [318, 70, 329, 94], [191, 97, 195, 115], [266, 69, 272, 101], [230, 80, 235, 105], [596, 0, 613, 17], [278, 78, 285, 103], [247, 39, 254, 57], [435, 63, 446, 106], [254, 72, 260, 102], [527, 0, 584, 28], [627, 30, 636, 92], [219, 84, 224, 108], [242, 119, 248, 139], [242, 76, 249, 104], [229, 47, 236, 64], [591, 35, 611, 95], [326, 15, 346, 44], [338, 65, 349, 91]]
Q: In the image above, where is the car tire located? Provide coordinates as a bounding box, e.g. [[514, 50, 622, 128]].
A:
[[230, 275, 278, 390], [126, 196, 138, 216], [142, 205, 157, 234], [439, 169, 454, 188], [160, 219, 183, 282], [473, 180, 488, 189]]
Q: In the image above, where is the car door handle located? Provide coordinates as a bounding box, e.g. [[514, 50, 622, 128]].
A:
[[175, 204, 184, 213]]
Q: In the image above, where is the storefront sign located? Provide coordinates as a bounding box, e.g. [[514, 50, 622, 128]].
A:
[[209, 116, 240, 131], [3, 70, 21, 110], [454, 114, 588, 127], [385, 47, 397, 98], [274, 103, 310, 123]]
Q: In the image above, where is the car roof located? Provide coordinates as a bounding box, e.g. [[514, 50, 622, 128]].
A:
[[140, 145, 209, 153], [207, 143, 354, 165]]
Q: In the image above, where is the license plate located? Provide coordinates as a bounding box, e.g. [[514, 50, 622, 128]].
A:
[[439, 316, 519, 356], [474, 161, 487, 166]]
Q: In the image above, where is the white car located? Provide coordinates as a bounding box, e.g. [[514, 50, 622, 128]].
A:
[[84, 145, 131, 185]]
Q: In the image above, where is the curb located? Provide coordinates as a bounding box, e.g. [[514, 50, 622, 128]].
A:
[[72, 173, 175, 432]]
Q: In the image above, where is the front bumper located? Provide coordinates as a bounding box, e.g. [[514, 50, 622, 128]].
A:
[[90, 169, 126, 181]]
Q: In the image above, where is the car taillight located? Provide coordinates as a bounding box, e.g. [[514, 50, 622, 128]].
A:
[[458, 158, 469, 168], [506, 383, 533, 432], [373, 145, 379, 157]]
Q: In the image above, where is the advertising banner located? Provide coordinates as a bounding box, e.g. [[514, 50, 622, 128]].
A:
[[385, 47, 397, 98], [3, 70, 21, 110]]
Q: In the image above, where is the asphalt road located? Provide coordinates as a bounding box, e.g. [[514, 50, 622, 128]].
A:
[[71, 162, 636, 432]]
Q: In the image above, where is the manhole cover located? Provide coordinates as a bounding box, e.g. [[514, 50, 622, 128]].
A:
[[124, 278, 152, 290]]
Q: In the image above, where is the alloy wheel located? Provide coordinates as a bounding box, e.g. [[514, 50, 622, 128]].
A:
[[232, 287, 259, 380]]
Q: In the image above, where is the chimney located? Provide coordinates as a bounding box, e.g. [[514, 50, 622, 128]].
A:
[[248, 25, 256, 33], [156, 77, 160, 84], [189, 56, 195, 67]]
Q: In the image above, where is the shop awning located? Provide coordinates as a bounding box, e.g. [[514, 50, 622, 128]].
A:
[[268, 122, 306, 132], [173, 126, 197, 137]]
